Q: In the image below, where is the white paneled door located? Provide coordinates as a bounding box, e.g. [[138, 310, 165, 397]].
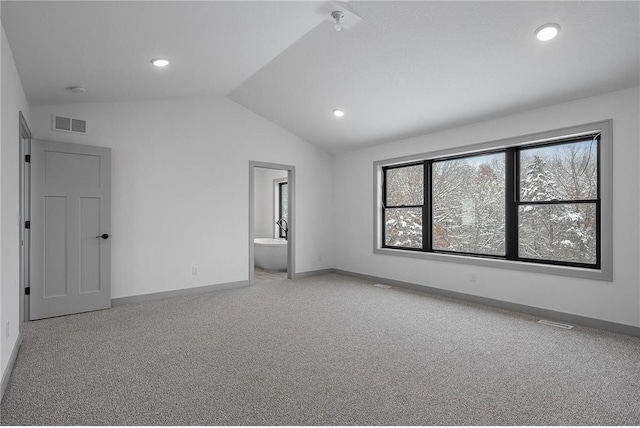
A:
[[30, 140, 111, 320]]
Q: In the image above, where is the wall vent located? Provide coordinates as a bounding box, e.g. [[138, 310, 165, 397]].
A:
[[52, 115, 88, 135], [372, 283, 392, 289], [538, 319, 574, 329]]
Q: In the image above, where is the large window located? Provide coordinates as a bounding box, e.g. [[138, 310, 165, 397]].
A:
[[376, 121, 612, 280], [432, 153, 505, 256]]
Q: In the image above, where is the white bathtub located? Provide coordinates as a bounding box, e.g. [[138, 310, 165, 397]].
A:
[[254, 238, 288, 271]]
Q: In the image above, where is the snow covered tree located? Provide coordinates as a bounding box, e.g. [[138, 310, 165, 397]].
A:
[[433, 154, 505, 255], [385, 208, 422, 248], [519, 142, 597, 264], [384, 164, 423, 248]]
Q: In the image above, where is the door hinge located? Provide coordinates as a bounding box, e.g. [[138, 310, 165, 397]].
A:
[[25, 287, 30, 295], [25, 221, 30, 229], [25, 154, 31, 163]]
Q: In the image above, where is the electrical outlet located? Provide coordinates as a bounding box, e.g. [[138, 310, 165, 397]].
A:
[[5, 322, 9, 339], [192, 267, 198, 275], [470, 273, 477, 282]]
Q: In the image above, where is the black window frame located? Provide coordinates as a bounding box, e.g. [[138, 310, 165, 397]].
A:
[[382, 162, 425, 251], [429, 149, 507, 259], [381, 133, 602, 270], [278, 181, 288, 239], [514, 135, 601, 269]]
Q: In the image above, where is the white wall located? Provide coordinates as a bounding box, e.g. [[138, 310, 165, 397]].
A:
[[29, 96, 333, 299], [0, 14, 4, 378], [1, 23, 29, 377], [333, 86, 640, 328], [254, 167, 287, 239]]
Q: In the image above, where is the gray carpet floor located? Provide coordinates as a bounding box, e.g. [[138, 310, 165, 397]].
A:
[[1, 273, 639, 426]]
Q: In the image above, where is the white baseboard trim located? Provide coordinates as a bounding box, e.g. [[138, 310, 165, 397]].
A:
[[293, 269, 336, 279], [333, 269, 640, 338], [1, 333, 22, 402], [111, 280, 250, 306]]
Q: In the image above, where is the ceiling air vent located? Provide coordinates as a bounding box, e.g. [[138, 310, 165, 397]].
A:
[[52, 114, 88, 135]]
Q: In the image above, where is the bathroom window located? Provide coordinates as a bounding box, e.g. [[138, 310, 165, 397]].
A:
[[375, 120, 612, 280], [274, 178, 288, 239], [278, 182, 288, 239]]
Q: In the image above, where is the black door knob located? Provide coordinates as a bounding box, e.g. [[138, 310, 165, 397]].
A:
[[96, 233, 110, 239]]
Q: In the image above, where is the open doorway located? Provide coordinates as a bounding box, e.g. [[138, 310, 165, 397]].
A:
[[249, 162, 295, 284]]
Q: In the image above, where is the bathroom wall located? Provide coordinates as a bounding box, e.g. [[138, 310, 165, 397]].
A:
[[254, 167, 287, 239]]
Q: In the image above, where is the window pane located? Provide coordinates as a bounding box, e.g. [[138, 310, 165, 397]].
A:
[[520, 139, 598, 202], [386, 165, 423, 206], [432, 153, 505, 255], [281, 183, 288, 221], [519, 203, 596, 264], [385, 207, 422, 248], [278, 182, 288, 239]]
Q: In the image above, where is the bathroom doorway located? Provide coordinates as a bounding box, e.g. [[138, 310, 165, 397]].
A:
[[249, 162, 295, 284]]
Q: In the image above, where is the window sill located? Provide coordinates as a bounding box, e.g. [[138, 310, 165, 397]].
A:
[[373, 247, 612, 282]]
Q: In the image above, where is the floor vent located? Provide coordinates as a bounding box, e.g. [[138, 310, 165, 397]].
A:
[[372, 283, 392, 289], [538, 319, 573, 329], [52, 114, 88, 135]]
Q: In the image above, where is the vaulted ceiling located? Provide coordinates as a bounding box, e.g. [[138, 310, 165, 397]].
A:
[[3, 1, 639, 154]]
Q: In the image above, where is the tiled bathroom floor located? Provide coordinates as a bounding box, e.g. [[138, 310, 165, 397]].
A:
[[254, 267, 287, 283]]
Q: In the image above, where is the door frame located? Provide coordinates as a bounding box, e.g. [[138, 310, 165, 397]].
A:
[[19, 111, 32, 323], [249, 161, 295, 284]]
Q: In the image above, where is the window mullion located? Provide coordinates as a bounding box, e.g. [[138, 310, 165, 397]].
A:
[[382, 168, 388, 247], [519, 199, 599, 205], [424, 160, 432, 252], [505, 148, 518, 260]]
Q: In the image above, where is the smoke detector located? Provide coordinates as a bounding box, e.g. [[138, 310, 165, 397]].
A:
[[332, 11, 345, 31], [316, 2, 362, 31]]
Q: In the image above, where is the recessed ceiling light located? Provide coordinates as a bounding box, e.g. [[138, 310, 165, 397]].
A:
[[535, 23, 560, 41], [333, 109, 345, 117], [151, 57, 170, 67], [68, 86, 86, 94]]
